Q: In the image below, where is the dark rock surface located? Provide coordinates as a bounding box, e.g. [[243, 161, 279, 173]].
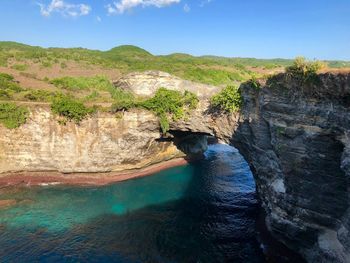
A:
[[222, 73, 350, 263]]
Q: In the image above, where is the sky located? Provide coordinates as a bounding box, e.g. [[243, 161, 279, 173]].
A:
[[0, 0, 349, 60]]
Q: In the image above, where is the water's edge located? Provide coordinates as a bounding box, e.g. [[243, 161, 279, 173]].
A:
[[0, 158, 189, 189], [0, 145, 303, 262]]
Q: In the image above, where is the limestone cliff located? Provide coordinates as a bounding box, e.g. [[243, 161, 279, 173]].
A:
[[114, 70, 220, 99], [0, 70, 216, 175], [0, 107, 182, 174]]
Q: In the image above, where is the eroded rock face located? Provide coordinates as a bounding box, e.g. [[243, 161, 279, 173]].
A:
[[114, 70, 220, 99], [225, 73, 350, 263], [0, 107, 183, 174]]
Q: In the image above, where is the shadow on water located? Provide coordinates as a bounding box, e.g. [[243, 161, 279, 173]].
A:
[[0, 145, 303, 263]]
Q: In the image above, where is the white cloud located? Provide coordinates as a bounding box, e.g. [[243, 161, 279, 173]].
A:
[[200, 0, 212, 7], [38, 0, 91, 17], [106, 0, 181, 15], [183, 3, 190, 12]]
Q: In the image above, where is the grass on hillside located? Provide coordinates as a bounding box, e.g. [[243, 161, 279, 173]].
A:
[[0, 72, 24, 100], [50, 75, 134, 103], [0, 72, 62, 102], [0, 42, 280, 87], [2, 41, 349, 87]]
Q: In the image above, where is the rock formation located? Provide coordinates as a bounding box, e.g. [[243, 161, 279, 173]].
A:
[[0, 107, 182, 174], [114, 70, 220, 98], [1, 71, 350, 262], [223, 73, 350, 263]]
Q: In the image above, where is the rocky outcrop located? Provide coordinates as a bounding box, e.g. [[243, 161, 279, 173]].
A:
[[114, 70, 220, 98], [223, 73, 350, 263], [1, 70, 350, 262], [0, 71, 219, 175], [0, 107, 183, 174], [115, 70, 350, 262]]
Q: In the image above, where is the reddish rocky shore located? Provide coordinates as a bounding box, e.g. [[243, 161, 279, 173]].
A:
[[0, 158, 189, 188]]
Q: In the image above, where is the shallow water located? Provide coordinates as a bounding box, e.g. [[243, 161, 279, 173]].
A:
[[0, 144, 267, 262]]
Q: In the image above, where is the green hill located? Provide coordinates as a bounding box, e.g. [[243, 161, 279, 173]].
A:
[[105, 45, 152, 59], [0, 41, 349, 87]]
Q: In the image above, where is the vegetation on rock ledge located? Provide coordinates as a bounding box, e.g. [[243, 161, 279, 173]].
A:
[[111, 88, 199, 134], [0, 102, 29, 129], [210, 85, 242, 113], [285, 57, 325, 85], [51, 96, 96, 124], [141, 88, 199, 134]]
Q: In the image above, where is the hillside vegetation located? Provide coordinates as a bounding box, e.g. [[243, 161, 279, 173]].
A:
[[1, 41, 349, 131], [0, 41, 263, 87], [1, 41, 349, 89]]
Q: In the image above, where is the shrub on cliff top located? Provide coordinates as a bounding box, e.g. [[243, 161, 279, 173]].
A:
[[0, 102, 29, 129], [51, 96, 95, 124], [286, 57, 326, 84], [140, 88, 199, 134], [210, 85, 242, 113], [111, 87, 198, 134]]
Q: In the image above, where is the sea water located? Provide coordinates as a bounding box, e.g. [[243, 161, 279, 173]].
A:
[[0, 144, 267, 262]]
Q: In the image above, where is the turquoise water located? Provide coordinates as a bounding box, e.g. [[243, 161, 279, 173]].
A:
[[0, 144, 266, 262], [0, 165, 194, 232]]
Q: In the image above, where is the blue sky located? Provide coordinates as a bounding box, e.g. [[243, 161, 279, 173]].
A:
[[0, 0, 349, 60]]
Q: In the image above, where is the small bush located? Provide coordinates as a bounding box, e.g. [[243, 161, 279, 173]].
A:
[[286, 57, 326, 84], [11, 64, 28, 71], [141, 88, 199, 134], [183, 90, 199, 110], [159, 113, 170, 134], [60, 62, 67, 69], [22, 90, 59, 102], [0, 102, 29, 129], [211, 85, 242, 113], [247, 76, 261, 89], [0, 90, 11, 100], [142, 88, 185, 120], [0, 72, 14, 82], [0, 73, 23, 93], [51, 96, 95, 123], [111, 99, 137, 112], [41, 61, 52, 68]]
